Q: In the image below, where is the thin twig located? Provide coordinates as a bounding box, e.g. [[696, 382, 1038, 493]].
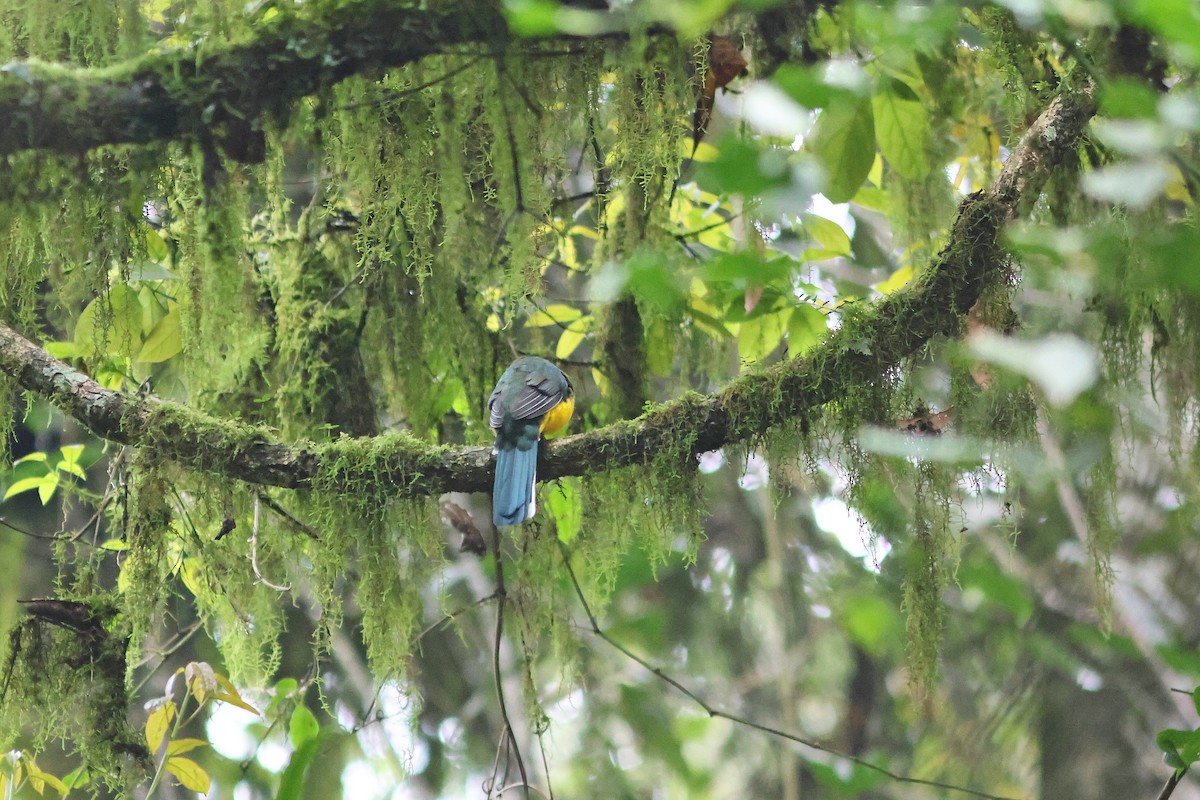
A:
[[416, 592, 499, 643], [491, 525, 530, 799], [257, 493, 320, 540], [250, 497, 291, 591], [335, 56, 484, 113], [557, 539, 1023, 800], [131, 620, 205, 695], [1158, 767, 1187, 800], [0, 516, 61, 541]]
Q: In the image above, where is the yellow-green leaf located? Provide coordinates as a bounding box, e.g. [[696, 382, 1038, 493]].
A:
[[137, 306, 182, 364], [738, 309, 790, 364], [872, 79, 931, 180], [809, 97, 876, 203], [788, 305, 828, 355], [37, 473, 59, 505], [213, 690, 259, 715], [215, 672, 260, 715], [74, 284, 145, 359], [802, 214, 852, 256], [145, 701, 176, 751], [165, 757, 211, 793], [876, 264, 916, 294], [555, 316, 591, 359], [526, 304, 582, 327], [5, 476, 47, 501], [24, 763, 68, 797], [146, 229, 169, 261], [166, 738, 207, 756], [179, 557, 205, 598]]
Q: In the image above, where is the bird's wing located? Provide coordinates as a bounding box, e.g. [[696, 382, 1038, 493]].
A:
[[506, 373, 567, 422]]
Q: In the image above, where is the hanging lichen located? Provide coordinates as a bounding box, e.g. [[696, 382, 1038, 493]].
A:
[[169, 150, 270, 400]]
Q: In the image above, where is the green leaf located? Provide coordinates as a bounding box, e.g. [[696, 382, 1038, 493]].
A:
[[268, 678, 299, 715], [701, 137, 791, 197], [61, 766, 90, 789], [289, 704, 320, 748], [773, 63, 841, 109], [787, 305, 827, 354], [802, 214, 853, 256], [128, 260, 179, 282], [809, 97, 876, 203], [1126, 0, 1200, 64], [1157, 728, 1200, 767], [74, 284, 145, 359], [503, 0, 561, 36], [841, 594, 903, 657], [58, 444, 85, 465], [145, 229, 170, 262], [1101, 78, 1161, 118], [36, 473, 59, 505], [872, 78, 931, 180], [43, 341, 79, 359], [165, 757, 210, 793], [738, 308, 789, 364], [137, 306, 182, 364], [56, 461, 86, 480], [276, 737, 320, 800]]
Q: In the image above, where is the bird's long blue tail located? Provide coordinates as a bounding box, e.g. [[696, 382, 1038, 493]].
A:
[[493, 441, 538, 526]]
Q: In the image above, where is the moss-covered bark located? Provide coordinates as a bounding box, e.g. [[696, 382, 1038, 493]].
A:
[[0, 85, 1095, 502]]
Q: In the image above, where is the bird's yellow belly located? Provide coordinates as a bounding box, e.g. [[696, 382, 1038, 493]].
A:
[[539, 396, 575, 437]]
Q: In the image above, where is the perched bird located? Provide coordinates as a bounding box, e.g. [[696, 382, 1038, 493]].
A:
[[489, 357, 574, 526]]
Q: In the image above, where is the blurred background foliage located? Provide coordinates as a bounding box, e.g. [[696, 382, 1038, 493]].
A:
[[0, 0, 1196, 798]]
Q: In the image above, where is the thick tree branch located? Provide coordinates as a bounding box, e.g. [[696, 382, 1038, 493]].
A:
[[0, 88, 1094, 497], [0, 0, 508, 157]]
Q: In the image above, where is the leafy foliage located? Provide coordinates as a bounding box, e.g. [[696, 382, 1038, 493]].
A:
[[0, 0, 1193, 798]]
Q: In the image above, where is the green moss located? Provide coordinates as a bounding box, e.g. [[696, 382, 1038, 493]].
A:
[[122, 459, 172, 656], [171, 152, 270, 397]]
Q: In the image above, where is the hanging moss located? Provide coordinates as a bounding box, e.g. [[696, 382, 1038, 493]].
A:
[[574, 450, 704, 614], [0, 0, 143, 63], [355, 499, 442, 685], [170, 149, 270, 399], [0, 597, 146, 793], [121, 456, 173, 656]]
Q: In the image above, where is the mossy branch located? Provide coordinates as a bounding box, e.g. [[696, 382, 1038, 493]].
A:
[[0, 0, 508, 158], [0, 89, 1093, 496]]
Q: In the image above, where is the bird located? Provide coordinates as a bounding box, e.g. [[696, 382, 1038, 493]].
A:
[[488, 356, 574, 526]]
